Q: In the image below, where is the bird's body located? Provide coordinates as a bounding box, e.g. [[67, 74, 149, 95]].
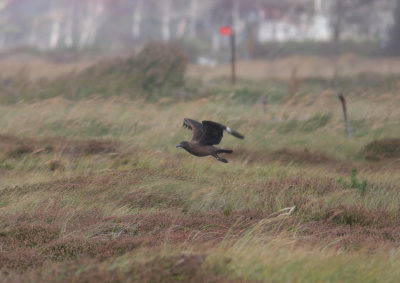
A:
[[180, 143, 217, 157], [176, 118, 244, 163]]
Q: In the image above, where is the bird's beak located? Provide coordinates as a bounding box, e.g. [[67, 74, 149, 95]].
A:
[[176, 145, 182, 148]]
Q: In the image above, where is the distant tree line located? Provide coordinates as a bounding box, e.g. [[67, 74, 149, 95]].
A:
[[0, 0, 398, 57]]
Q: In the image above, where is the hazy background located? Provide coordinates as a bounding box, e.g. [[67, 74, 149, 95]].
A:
[[1, 0, 400, 61], [1, 2, 400, 282]]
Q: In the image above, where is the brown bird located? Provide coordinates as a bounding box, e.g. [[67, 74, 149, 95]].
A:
[[176, 118, 244, 163]]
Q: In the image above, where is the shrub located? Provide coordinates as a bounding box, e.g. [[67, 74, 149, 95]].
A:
[[362, 138, 400, 161], [1, 41, 188, 103], [134, 41, 188, 94], [64, 41, 187, 100]]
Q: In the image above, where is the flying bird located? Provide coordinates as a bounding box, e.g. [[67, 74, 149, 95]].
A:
[[176, 118, 244, 163]]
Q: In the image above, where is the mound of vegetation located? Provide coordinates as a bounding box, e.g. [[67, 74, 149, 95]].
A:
[[1, 42, 188, 103], [57, 41, 187, 100], [362, 138, 400, 161]]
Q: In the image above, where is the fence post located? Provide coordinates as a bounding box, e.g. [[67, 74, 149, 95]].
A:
[[338, 93, 352, 138]]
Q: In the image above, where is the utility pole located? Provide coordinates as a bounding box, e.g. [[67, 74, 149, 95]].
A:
[[220, 25, 235, 86], [230, 31, 236, 86], [231, 0, 238, 87]]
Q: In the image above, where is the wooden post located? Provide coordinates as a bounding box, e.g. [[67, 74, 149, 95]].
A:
[[262, 95, 268, 114], [230, 32, 236, 86], [338, 93, 352, 138]]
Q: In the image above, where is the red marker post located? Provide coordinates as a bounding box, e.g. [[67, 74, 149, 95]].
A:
[[220, 26, 232, 36], [220, 26, 235, 86]]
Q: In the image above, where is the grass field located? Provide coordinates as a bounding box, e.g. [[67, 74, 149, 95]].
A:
[[0, 54, 400, 282]]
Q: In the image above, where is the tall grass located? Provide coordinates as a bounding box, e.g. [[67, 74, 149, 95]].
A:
[[1, 58, 400, 282]]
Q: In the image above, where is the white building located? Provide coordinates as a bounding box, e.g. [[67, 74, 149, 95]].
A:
[[257, 0, 395, 43]]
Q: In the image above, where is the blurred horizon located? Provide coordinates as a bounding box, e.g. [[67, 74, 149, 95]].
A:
[[0, 0, 400, 63]]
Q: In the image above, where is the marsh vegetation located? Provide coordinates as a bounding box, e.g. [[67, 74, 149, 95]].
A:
[[0, 47, 400, 282]]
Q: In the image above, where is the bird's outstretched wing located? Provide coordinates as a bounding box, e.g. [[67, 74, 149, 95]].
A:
[[200, 121, 224, 145], [183, 118, 203, 142], [200, 120, 245, 145]]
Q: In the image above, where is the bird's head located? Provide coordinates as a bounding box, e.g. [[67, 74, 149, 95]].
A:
[[176, 141, 189, 149]]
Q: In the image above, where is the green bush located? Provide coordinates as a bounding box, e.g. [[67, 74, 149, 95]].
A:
[[337, 168, 368, 196]]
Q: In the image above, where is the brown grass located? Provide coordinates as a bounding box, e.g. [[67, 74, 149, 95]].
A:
[[295, 220, 400, 251], [0, 205, 263, 274], [234, 147, 335, 164], [0, 224, 59, 248], [0, 249, 44, 271], [188, 55, 400, 80], [0, 134, 118, 157], [314, 205, 398, 228], [272, 148, 334, 165], [6, 254, 234, 283], [0, 55, 398, 281], [121, 189, 187, 209]]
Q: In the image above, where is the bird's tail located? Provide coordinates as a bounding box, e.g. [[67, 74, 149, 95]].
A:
[[224, 126, 245, 139], [218, 149, 233, 154]]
